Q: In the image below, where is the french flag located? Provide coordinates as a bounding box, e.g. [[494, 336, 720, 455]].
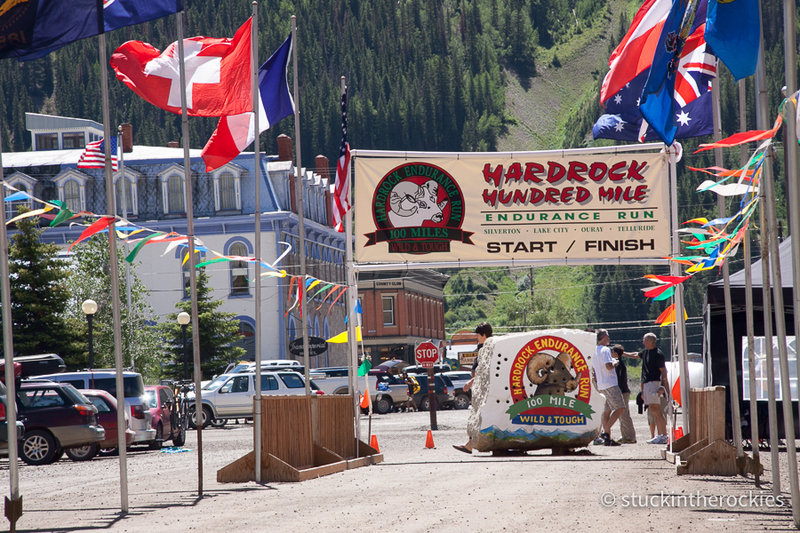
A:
[[201, 34, 294, 172], [599, 0, 672, 105]]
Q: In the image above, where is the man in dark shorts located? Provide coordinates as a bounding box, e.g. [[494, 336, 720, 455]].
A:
[[637, 332, 669, 444]]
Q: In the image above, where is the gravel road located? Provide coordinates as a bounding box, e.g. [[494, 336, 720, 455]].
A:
[[2, 407, 796, 532]]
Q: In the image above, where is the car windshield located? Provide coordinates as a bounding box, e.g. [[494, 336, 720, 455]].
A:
[[143, 390, 158, 408], [93, 376, 145, 399], [203, 375, 229, 391]]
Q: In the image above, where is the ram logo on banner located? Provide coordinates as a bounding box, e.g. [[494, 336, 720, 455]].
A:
[[355, 148, 670, 263]]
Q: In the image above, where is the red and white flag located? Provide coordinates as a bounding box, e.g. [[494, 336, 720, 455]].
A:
[[110, 18, 252, 117], [599, 0, 672, 105], [332, 87, 351, 233]]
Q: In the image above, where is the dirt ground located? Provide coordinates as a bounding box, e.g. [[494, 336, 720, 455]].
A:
[[2, 406, 797, 532]]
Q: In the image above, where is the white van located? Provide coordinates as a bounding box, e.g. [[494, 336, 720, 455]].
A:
[[187, 371, 320, 428], [34, 370, 156, 445]]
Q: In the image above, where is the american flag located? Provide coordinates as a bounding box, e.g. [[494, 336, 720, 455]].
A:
[[332, 87, 351, 233], [77, 137, 118, 171]]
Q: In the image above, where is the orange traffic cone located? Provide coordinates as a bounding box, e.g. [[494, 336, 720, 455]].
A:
[[370, 434, 380, 453], [425, 429, 435, 449]]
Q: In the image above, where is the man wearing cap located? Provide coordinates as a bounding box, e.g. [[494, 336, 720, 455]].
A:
[[592, 329, 624, 446]]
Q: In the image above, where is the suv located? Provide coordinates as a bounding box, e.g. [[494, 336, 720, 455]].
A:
[[16, 381, 105, 465], [442, 370, 473, 410], [313, 368, 408, 414], [187, 371, 320, 428], [34, 371, 156, 446], [403, 363, 452, 375], [411, 374, 456, 411]]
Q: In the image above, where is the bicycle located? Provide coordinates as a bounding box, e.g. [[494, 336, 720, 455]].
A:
[[170, 379, 193, 447]]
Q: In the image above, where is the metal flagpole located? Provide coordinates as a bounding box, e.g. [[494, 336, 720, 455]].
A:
[[251, 1, 263, 484], [176, 10, 204, 497], [740, 78, 760, 486], [755, 6, 799, 512], [291, 15, 311, 395], [711, 78, 744, 458], [116, 127, 134, 368], [782, 0, 800, 448], [342, 77, 362, 453], [0, 112, 22, 532], [98, 32, 129, 513], [668, 143, 690, 432]]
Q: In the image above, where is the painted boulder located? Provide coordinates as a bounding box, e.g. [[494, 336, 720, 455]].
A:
[[467, 329, 604, 452]]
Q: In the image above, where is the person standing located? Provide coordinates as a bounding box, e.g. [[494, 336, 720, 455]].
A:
[[453, 322, 493, 454], [592, 329, 623, 446], [638, 332, 669, 444], [611, 345, 636, 444]]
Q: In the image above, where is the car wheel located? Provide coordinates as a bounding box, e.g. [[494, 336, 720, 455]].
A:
[[149, 423, 163, 450], [375, 397, 392, 415], [188, 406, 212, 429], [210, 418, 227, 428], [454, 393, 470, 410], [419, 396, 431, 411], [66, 443, 99, 461], [21, 430, 58, 466]]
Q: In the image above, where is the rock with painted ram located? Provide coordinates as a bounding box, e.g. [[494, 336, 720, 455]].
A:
[[467, 329, 604, 452]]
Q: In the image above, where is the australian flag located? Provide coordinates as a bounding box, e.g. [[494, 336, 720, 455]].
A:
[[594, 0, 715, 144]]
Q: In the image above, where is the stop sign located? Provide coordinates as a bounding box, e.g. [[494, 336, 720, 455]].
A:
[[415, 341, 439, 368]]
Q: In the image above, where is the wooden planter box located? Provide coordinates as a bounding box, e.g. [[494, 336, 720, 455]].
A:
[[217, 395, 382, 483]]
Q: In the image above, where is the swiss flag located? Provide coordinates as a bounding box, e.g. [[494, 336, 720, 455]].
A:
[[110, 18, 252, 117]]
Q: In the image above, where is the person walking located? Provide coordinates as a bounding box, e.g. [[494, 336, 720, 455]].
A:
[[611, 344, 636, 444], [637, 332, 669, 444], [593, 329, 624, 446], [453, 322, 493, 454]]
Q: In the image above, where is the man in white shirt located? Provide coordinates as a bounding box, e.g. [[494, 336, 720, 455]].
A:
[[593, 329, 624, 446]]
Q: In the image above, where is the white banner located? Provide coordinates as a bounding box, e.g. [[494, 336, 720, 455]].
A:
[[354, 148, 671, 263]]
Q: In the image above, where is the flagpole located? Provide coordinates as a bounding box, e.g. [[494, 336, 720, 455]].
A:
[[711, 77, 744, 459], [755, 2, 800, 515], [251, 1, 263, 484], [99, 32, 129, 514], [0, 110, 22, 532], [668, 143, 690, 433], [341, 77, 362, 454], [740, 78, 760, 487], [290, 15, 311, 396], [176, 10, 204, 498], [117, 126, 134, 368]]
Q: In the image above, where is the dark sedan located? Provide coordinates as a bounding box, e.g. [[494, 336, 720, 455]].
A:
[[17, 381, 105, 465]]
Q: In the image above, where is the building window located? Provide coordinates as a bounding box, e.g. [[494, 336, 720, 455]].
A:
[[35, 133, 58, 150], [114, 175, 138, 217], [212, 165, 242, 213], [288, 316, 297, 342], [382, 296, 395, 326], [229, 242, 249, 295], [167, 175, 185, 214], [62, 132, 85, 149], [63, 180, 82, 212], [234, 321, 255, 360]]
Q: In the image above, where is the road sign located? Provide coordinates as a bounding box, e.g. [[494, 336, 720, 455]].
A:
[[415, 340, 438, 368]]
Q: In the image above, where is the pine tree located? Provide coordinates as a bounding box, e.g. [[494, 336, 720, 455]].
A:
[[7, 208, 82, 361], [160, 269, 246, 380]]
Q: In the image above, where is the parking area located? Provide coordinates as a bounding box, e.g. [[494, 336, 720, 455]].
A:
[[2, 407, 795, 532]]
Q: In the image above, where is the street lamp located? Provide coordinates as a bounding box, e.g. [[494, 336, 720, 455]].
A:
[[177, 312, 190, 380], [82, 299, 98, 370]]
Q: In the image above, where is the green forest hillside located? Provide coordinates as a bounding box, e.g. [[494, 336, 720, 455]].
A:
[[0, 0, 795, 353]]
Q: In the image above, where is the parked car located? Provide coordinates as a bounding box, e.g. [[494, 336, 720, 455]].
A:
[[403, 363, 452, 375], [0, 378, 24, 458], [34, 371, 156, 446], [224, 359, 304, 374], [144, 384, 185, 448], [410, 374, 456, 411], [16, 381, 105, 465], [443, 370, 473, 410], [68, 389, 134, 460], [0, 353, 65, 378], [313, 367, 408, 414], [187, 371, 321, 428]]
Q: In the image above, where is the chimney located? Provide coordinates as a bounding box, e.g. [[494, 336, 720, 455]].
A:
[[167, 141, 180, 148], [119, 123, 133, 153], [277, 134, 293, 161]]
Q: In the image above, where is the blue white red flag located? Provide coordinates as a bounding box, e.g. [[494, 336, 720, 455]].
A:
[[639, 0, 715, 144], [77, 137, 118, 171], [332, 87, 351, 233]]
